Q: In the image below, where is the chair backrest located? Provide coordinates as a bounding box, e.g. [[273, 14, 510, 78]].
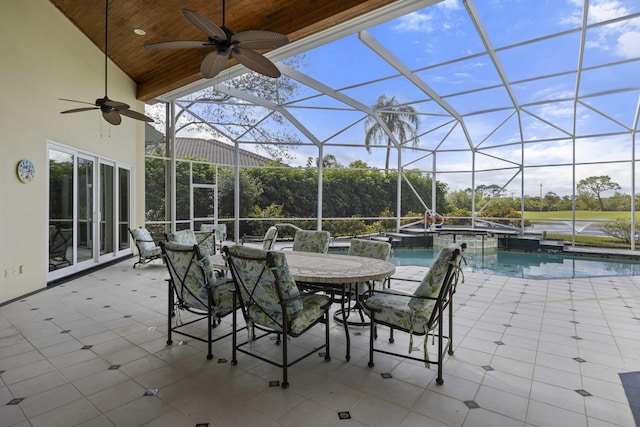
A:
[[409, 243, 464, 323], [262, 226, 279, 251], [200, 224, 227, 242], [348, 238, 391, 261], [160, 241, 210, 311], [129, 227, 156, 255], [292, 230, 330, 253], [50, 227, 72, 258], [166, 229, 198, 246], [224, 245, 302, 330]]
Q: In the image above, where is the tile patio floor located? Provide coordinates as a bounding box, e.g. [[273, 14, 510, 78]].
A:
[[1, 255, 639, 426]]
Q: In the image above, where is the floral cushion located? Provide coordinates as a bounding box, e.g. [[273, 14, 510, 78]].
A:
[[168, 229, 214, 255], [247, 292, 329, 335], [167, 229, 198, 246], [200, 224, 227, 243], [262, 226, 278, 251], [130, 227, 160, 256], [162, 241, 233, 317], [348, 239, 391, 294], [364, 290, 431, 333], [292, 230, 330, 253], [408, 243, 462, 311], [225, 245, 328, 335], [225, 245, 302, 316]]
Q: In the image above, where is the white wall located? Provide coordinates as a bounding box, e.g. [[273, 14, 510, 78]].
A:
[[0, 0, 146, 303]]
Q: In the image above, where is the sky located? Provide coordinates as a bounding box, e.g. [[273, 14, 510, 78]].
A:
[[163, 0, 640, 199]]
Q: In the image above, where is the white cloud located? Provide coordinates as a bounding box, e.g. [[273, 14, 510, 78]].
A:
[[587, 0, 630, 24], [393, 12, 434, 33], [616, 31, 640, 58]]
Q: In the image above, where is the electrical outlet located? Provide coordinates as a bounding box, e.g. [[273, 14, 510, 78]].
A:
[[4, 269, 8, 278], [19, 265, 24, 274]]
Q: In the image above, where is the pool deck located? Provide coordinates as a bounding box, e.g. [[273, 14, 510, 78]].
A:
[[1, 256, 638, 426]]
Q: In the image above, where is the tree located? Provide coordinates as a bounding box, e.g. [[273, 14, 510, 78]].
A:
[[577, 176, 621, 211], [145, 56, 306, 161], [543, 191, 560, 211], [364, 94, 419, 173]]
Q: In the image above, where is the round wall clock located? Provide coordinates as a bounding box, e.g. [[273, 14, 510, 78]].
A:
[[17, 159, 35, 183]]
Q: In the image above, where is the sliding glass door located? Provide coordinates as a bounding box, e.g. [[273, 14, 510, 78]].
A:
[[48, 144, 132, 281]]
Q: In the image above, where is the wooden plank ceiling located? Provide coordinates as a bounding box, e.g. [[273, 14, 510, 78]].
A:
[[49, 0, 397, 102]]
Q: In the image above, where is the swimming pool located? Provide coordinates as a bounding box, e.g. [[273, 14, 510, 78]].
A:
[[389, 248, 640, 279]]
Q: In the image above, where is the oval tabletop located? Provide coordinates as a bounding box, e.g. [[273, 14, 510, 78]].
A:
[[213, 250, 396, 285], [283, 251, 396, 285]]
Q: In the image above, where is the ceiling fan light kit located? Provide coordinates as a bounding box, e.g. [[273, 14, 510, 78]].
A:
[[60, 0, 154, 125], [144, 1, 289, 79]]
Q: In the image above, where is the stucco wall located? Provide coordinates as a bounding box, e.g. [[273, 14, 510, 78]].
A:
[[0, 0, 146, 303]]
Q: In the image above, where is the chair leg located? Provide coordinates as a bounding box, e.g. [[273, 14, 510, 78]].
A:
[[368, 313, 375, 367], [436, 316, 444, 385], [282, 321, 289, 389], [448, 299, 455, 356], [231, 293, 238, 366], [167, 283, 173, 345], [324, 309, 331, 362], [206, 306, 213, 360]]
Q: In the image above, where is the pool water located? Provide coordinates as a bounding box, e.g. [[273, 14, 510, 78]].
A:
[[390, 248, 640, 280]]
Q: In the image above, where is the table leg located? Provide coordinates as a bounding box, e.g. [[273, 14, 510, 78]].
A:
[[340, 284, 350, 361]]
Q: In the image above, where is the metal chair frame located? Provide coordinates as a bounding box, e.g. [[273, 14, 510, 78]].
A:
[[224, 246, 333, 388], [364, 245, 463, 384], [160, 241, 236, 360]]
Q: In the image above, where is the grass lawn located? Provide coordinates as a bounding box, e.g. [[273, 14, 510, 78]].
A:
[[524, 210, 636, 221]]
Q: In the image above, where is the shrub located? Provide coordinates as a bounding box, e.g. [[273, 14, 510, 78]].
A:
[[601, 218, 639, 244]]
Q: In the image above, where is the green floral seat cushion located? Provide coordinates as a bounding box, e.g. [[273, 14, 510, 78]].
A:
[[131, 228, 161, 257], [200, 224, 227, 248], [226, 245, 303, 316], [163, 241, 233, 317], [167, 229, 198, 245], [226, 245, 328, 335], [348, 239, 391, 294], [247, 292, 329, 334], [364, 290, 431, 333], [262, 226, 278, 251], [292, 230, 330, 253], [169, 229, 214, 255], [408, 244, 461, 311]]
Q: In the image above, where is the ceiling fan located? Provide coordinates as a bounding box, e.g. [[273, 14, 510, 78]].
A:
[[60, 0, 153, 126], [144, 0, 289, 79]]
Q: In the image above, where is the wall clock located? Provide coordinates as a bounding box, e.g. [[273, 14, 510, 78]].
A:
[[17, 159, 35, 183]]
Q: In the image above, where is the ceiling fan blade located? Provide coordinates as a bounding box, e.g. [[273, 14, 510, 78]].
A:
[[102, 110, 122, 125], [182, 9, 226, 41], [103, 99, 129, 109], [61, 107, 100, 114], [145, 40, 210, 50], [118, 108, 154, 122], [232, 48, 281, 78], [59, 98, 96, 106], [232, 30, 289, 50], [201, 51, 229, 78]]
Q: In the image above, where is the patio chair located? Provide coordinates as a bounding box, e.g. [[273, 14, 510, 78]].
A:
[[224, 245, 332, 388], [334, 238, 392, 326], [159, 241, 236, 360], [292, 229, 331, 253], [363, 243, 465, 385], [166, 228, 216, 255], [241, 225, 279, 250], [200, 223, 228, 250], [129, 227, 162, 268], [49, 226, 73, 270]]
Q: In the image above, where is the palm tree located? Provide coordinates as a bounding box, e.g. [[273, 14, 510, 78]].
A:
[[364, 94, 419, 173]]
